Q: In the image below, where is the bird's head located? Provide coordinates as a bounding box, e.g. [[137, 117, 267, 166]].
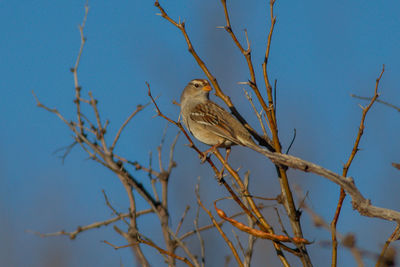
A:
[[181, 79, 212, 104]]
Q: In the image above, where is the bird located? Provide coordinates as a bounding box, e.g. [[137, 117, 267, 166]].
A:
[[179, 79, 315, 176], [180, 79, 258, 161]]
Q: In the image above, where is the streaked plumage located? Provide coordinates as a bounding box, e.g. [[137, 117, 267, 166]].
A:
[[180, 79, 256, 149]]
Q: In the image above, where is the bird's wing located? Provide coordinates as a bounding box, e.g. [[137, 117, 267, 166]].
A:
[[189, 102, 238, 144]]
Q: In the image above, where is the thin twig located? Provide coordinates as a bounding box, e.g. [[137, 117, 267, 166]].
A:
[[130, 159, 161, 178], [104, 237, 195, 267], [175, 205, 190, 236], [197, 194, 244, 267], [29, 211, 153, 240], [52, 141, 78, 163], [244, 89, 269, 139], [72, 2, 89, 135], [167, 228, 201, 267], [232, 229, 246, 259], [350, 94, 400, 113], [195, 183, 206, 267], [242, 171, 256, 267], [274, 208, 292, 243], [341, 234, 365, 267], [111, 103, 149, 151], [392, 163, 400, 170], [167, 132, 180, 173], [88, 92, 107, 149], [331, 65, 385, 267], [157, 124, 168, 173], [102, 190, 130, 225], [148, 151, 160, 202], [375, 224, 400, 267], [285, 129, 296, 154]]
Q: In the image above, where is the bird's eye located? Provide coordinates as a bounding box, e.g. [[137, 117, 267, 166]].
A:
[[194, 83, 200, 88]]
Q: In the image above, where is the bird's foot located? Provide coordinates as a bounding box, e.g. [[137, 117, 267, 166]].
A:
[[199, 144, 221, 163], [216, 169, 225, 180], [199, 152, 210, 163]]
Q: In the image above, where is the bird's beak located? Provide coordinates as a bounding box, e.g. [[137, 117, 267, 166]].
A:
[[202, 85, 212, 92]]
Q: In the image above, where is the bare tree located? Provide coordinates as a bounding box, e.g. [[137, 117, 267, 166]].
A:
[[33, 1, 399, 267]]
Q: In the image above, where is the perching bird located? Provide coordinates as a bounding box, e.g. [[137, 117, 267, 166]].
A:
[[180, 79, 258, 159], [179, 78, 330, 182]]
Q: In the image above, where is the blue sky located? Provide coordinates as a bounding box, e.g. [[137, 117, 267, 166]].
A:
[[1, 1, 400, 266]]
